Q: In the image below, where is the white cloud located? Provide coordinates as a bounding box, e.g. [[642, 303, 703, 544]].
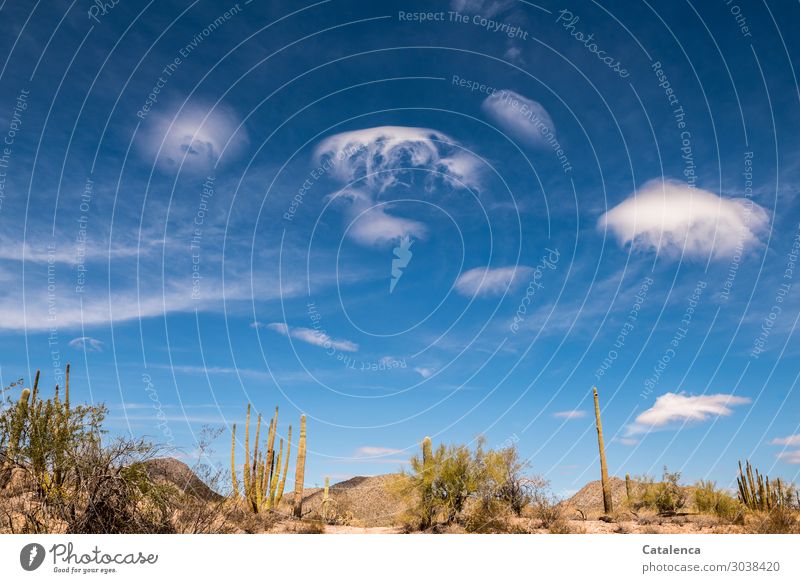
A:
[[503, 46, 524, 64], [142, 105, 248, 173], [454, 265, 532, 298], [627, 392, 750, 435], [771, 434, 800, 446], [315, 126, 479, 192], [615, 437, 640, 446], [314, 126, 480, 247], [414, 367, 435, 379], [553, 410, 586, 419], [777, 450, 800, 464], [68, 336, 104, 352], [266, 322, 358, 352], [354, 446, 403, 457], [481, 90, 555, 147], [598, 179, 769, 259], [348, 205, 427, 247]]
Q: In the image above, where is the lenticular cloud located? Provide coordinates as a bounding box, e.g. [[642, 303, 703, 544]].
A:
[[598, 179, 769, 259]]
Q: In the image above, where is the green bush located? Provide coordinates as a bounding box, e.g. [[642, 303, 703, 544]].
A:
[[637, 467, 686, 515], [694, 480, 742, 522], [392, 437, 545, 531]]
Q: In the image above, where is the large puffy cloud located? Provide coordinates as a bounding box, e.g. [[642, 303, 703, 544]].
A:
[[481, 90, 555, 148], [313, 126, 479, 247], [627, 392, 750, 435], [454, 265, 533, 297], [314, 126, 479, 192], [599, 179, 769, 259]]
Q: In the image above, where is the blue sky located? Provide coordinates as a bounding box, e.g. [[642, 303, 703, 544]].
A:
[[0, 0, 799, 494]]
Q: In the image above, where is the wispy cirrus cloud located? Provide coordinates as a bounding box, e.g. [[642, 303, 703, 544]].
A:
[[771, 434, 800, 446], [353, 446, 403, 457], [599, 179, 769, 259], [266, 322, 358, 352], [627, 392, 750, 435], [454, 265, 532, 298], [777, 450, 800, 464], [553, 410, 586, 419]]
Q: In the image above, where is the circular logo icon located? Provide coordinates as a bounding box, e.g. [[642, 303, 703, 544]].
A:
[[20, 543, 46, 571]]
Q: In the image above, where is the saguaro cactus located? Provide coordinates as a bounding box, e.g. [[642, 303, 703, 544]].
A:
[[593, 387, 613, 514], [625, 473, 632, 503], [292, 414, 307, 518]]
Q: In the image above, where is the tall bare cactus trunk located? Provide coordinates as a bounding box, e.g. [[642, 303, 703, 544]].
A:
[[292, 414, 307, 518], [593, 387, 613, 514]]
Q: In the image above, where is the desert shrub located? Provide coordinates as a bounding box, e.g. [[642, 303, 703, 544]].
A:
[[392, 438, 545, 531], [170, 426, 237, 534], [694, 480, 742, 522], [0, 373, 171, 533], [637, 467, 686, 515], [749, 507, 799, 534]]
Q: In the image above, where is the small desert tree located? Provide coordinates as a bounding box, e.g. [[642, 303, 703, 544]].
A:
[[393, 437, 543, 531]]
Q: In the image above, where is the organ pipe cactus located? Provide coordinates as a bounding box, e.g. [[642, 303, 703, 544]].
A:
[[593, 387, 613, 514], [737, 460, 788, 511], [274, 425, 292, 507], [231, 405, 300, 513]]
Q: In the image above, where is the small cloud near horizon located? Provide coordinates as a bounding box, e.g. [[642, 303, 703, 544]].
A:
[[68, 336, 104, 352]]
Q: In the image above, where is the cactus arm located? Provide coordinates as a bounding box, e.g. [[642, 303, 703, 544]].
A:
[[275, 425, 292, 508], [243, 404, 252, 506]]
